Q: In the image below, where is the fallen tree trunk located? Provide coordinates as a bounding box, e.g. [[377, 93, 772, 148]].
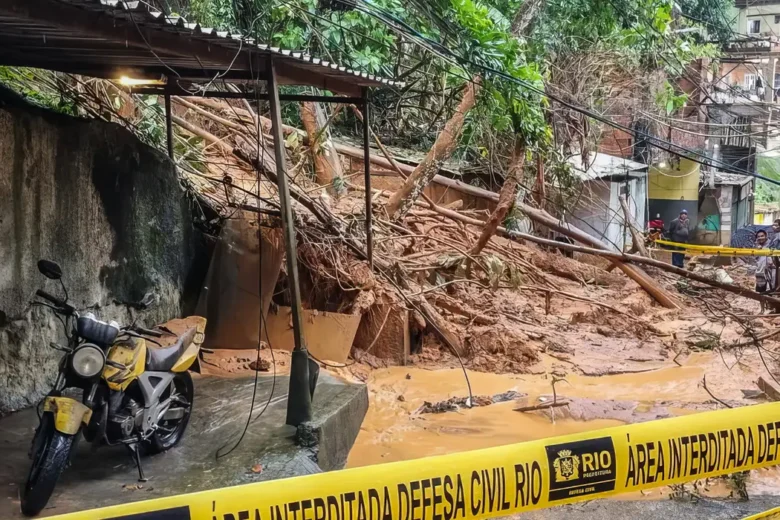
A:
[[431, 294, 498, 325], [344, 156, 675, 308], [365, 177, 775, 306], [514, 400, 569, 413], [171, 114, 232, 154], [535, 154, 546, 209], [466, 140, 524, 276], [386, 77, 482, 220], [173, 97, 248, 133], [184, 95, 499, 206], [174, 98, 677, 306], [418, 296, 467, 357], [619, 195, 649, 257], [506, 231, 780, 307], [350, 105, 441, 211], [301, 102, 341, 189], [517, 205, 679, 309]]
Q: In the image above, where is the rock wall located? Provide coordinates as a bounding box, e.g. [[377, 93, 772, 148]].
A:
[[0, 87, 209, 414]]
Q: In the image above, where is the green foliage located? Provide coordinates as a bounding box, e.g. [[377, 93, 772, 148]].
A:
[[136, 96, 167, 148], [445, 0, 549, 146], [655, 80, 688, 115], [676, 0, 736, 43], [755, 157, 780, 204], [0, 67, 77, 116], [184, 0, 404, 75], [188, 0, 236, 28], [529, 0, 718, 71]]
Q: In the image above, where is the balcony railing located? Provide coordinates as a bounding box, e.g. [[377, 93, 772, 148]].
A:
[[726, 34, 780, 53]]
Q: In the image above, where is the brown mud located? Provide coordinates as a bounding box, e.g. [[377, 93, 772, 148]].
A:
[[338, 256, 780, 502]]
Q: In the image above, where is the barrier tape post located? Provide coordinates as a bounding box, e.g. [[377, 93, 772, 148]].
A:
[[49, 403, 780, 520]]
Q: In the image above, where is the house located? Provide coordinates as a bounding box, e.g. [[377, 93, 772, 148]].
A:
[[699, 171, 755, 245], [755, 201, 780, 224], [647, 157, 700, 232], [568, 152, 648, 252]]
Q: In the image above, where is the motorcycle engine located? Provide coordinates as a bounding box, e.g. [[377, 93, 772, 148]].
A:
[[108, 398, 143, 440]]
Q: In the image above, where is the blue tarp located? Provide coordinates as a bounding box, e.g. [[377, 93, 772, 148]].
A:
[[729, 225, 775, 248]]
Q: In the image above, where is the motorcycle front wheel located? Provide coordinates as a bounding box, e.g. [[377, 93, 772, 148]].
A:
[[145, 371, 194, 454], [21, 415, 74, 516]]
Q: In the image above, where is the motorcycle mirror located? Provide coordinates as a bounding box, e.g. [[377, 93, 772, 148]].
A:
[[37, 260, 63, 280]]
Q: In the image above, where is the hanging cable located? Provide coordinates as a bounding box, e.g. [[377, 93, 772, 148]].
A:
[[340, 0, 780, 188], [215, 59, 278, 460]]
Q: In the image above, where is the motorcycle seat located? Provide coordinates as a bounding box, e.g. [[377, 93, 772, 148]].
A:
[[146, 327, 197, 372]]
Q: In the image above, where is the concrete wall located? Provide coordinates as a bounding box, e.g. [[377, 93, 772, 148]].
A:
[[0, 88, 209, 414], [740, 5, 780, 37]]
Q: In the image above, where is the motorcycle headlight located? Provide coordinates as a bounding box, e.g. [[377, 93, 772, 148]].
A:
[[71, 344, 105, 378]]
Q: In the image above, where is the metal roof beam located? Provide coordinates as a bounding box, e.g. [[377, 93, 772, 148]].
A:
[[131, 86, 363, 104], [0, 0, 367, 95]]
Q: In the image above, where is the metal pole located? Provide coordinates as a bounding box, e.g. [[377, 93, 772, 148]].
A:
[[164, 92, 174, 161], [362, 87, 373, 270], [266, 59, 312, 426]]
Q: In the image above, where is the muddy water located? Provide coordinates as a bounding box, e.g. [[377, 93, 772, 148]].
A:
[[346, 351, 780, 498]]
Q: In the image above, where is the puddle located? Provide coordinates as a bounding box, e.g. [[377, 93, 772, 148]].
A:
[[347, 350, 780, 499], [348, 398, 622, 466]]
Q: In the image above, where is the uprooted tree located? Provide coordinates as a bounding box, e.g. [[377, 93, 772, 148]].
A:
[[385, 76, 482, 220]]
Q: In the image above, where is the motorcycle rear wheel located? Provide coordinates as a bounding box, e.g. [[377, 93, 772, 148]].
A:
[[145, 371, 194, 454], [21, 415, 74, 517]]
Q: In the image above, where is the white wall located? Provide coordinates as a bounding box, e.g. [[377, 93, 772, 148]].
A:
[[741, 5, 780, 37], [571, 177, 647, 252]]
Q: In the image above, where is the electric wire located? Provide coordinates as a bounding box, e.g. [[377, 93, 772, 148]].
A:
[[344, 0, 780, 188], [215, 60, 278, 460]]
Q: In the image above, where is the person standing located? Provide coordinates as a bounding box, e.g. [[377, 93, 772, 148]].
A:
[[756, 230, 775, 313], [667, 209, 690, 268], [769, 219, 780, 294], [770, 219, 780, 249]]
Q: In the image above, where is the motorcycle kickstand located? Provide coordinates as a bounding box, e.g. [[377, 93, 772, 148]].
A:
[[126, 443, 148, 482]]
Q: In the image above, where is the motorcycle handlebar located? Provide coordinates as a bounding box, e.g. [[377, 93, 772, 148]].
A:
[[35, 290, 74, 314]]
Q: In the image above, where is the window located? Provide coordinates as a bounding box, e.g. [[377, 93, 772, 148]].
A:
[[749, 19, 761, 34], [745, 73, 757, 90], [775, 15, 780, 24]]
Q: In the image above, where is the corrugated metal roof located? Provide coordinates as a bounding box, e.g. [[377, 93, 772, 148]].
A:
[[568, 152, 648, 182], [709, 171, 754, 187], [0, 0, 403, 96]]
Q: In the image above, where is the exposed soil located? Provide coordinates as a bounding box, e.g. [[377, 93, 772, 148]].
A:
[[200, 348, 292, 377]]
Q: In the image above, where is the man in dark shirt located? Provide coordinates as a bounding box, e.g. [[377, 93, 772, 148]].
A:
[[667, 209, 690, 268]]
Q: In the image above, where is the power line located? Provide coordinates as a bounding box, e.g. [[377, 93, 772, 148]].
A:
[[347, 0, 780, 188]]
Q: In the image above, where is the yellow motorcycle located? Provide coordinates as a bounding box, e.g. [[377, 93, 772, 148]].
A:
[[21, 260, 206, 516]]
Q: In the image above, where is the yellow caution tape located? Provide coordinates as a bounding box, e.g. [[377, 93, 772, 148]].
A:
[[655, 239, 780, 257], [49, 403, 780, 520], [745, 507, 780, 519]]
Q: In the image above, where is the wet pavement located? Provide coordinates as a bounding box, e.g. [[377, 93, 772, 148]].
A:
[[0, 372, 367, 518]]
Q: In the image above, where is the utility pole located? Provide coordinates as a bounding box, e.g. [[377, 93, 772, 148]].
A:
[[267, 58, 314, 426]]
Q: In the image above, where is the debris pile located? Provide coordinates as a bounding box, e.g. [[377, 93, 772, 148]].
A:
[[417, 391, 524, 414], [156, 94, 780, 382], [53, 87, 780, 385]]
